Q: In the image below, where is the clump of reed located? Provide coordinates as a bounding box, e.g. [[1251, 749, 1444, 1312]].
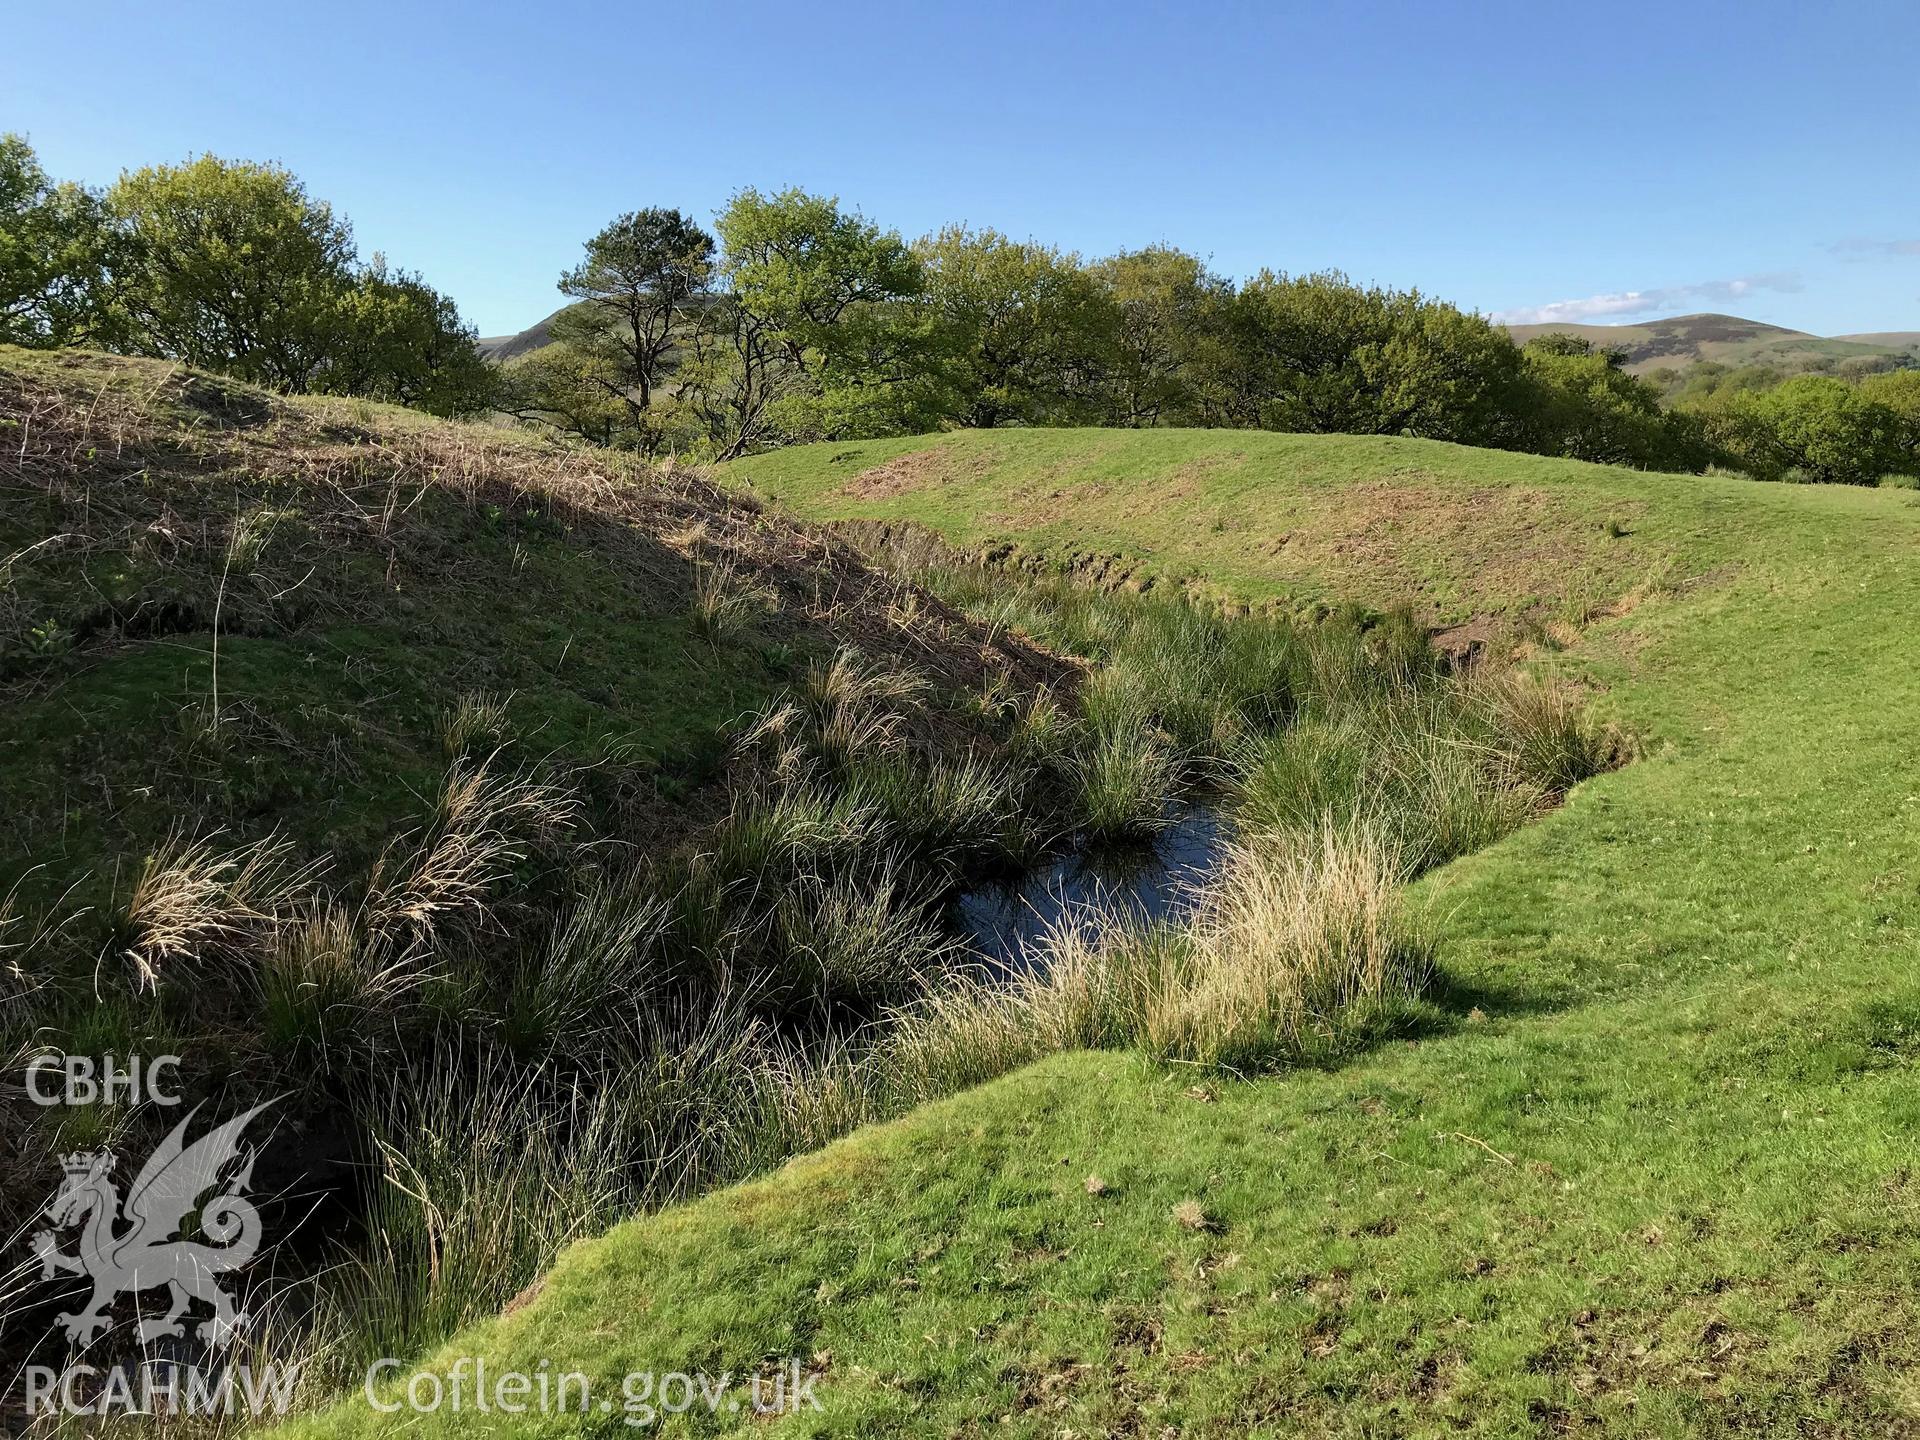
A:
[[365, 757, 581, 953], [688, 553, 773, 645], [106, 831, 313, 990], [1232, 662, 1617, 876], [254, 900, 412, 1071], [880, 821, 1430, 1086], [1141, 822, 1432, 1071]]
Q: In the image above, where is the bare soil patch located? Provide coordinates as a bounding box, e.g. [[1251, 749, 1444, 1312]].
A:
[[1273, 478, 1649, 619], [839, 447, 953, 500]]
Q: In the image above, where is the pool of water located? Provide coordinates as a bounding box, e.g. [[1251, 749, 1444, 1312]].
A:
[[953, 804, 1233, 976]]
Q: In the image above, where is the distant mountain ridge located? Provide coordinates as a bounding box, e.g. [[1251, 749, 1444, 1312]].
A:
[[478, 304, 582, 363], [482, 305, 1919, 378], [1500, 312, 1920, 375]]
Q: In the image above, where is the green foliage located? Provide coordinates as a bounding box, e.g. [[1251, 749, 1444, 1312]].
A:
[[24, 132, 1910, 488], [5, 143, 487, 417], [1214, 270, 1526, 444], [107, 154, 359, 389], [316, 257, 495, 416], [1092, 245, 1233, 427], [1520, 335, 1708, 469], [535, 208, 716, 451], [717, 188, 922, 366], [710, 187, 931, 447], [1859, 369, 1920, 472], [914, 225, 1118, 428], [0, 133, 123, 348], [495, 339, 631, 445], [1702, 374, 1909, 484]]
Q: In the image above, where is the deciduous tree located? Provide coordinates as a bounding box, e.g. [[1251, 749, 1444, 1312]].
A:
[[0, 134, 121, 348], [915, 226, 1116, 428], [107, 155, 356, 389]]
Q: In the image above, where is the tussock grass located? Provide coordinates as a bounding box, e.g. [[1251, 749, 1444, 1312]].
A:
[[1143, 823, 1432, 1071], [883, 917, 1178, 1099], [881, 824, 1430, 1087], [108, 830, 310, 989], [1005, 685, 1078, 770], [1233, 663, 1615, 876], [800, 646, 927, 770], [255, 901, 411, 1069], [848, 754, 1028, 863], [321, 1048, 651, 1372], [1470, 666, 1624, 794], [1073, 723, 1179, 840], [771, 858, 955, 1010], [436, 691, 513, 759], [365, 758, 580, 951], [496, 877, 668, 1061], [688, 554, 771, 645], [708, 782, 880, 882]]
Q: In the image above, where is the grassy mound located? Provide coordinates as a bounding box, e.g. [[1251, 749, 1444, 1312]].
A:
[[729, 426, 1769, 634], [287, 428, 1920, 1433], [0, 351, 1062, 904]]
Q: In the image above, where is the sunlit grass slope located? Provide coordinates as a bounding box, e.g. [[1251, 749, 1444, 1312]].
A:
[[294, 428, 1920, 1436]]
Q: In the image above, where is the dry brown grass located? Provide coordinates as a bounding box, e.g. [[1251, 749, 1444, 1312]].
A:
[[366, 759, 581, 953], [436, 692, 513, 760], [799, 646, 929, 768], [1171, 1198, 1215, 1232], [1143, 823, 1428, 1070], [0, 351, 1071, 726], [112, 831, 313, 988], [886, 821, 1431, 1086]]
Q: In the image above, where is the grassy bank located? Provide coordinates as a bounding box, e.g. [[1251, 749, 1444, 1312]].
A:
[[280, 428, 1920, 1435], [727, 427, 1703, 628], [1, 355, 1605, 1425]]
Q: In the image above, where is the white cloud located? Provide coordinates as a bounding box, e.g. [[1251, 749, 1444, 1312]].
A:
[[1830, 238, 1920, 259], [1492, 273, 1802, 326]]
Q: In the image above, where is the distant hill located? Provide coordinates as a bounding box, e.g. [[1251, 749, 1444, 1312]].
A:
[[487, 304, 1919, 380], [477, 303, 585, 362], [1833, 331, 1920, 350], [1502, 312, 1919, 376]]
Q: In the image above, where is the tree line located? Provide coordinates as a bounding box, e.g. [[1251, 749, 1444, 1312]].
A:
[[4, 135, 1915, 483], [1, 136, 491, 414], [501, 193, 1721, 471], [478, 194, 1920, 484], [1650, 359, 1920, 485]]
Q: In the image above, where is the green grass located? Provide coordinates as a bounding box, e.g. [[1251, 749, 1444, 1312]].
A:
[[280, 428, 1920, 1435], [21, 354, 1587, 1425], [727, 427, 1756, 628], [0, 348, 791, 915]]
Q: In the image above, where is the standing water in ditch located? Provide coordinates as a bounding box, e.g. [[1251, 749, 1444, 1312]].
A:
[[954, 803, 1233, 976]]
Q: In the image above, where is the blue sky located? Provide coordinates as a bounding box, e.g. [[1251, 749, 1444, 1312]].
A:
[[9, 0, 1918, 338]]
